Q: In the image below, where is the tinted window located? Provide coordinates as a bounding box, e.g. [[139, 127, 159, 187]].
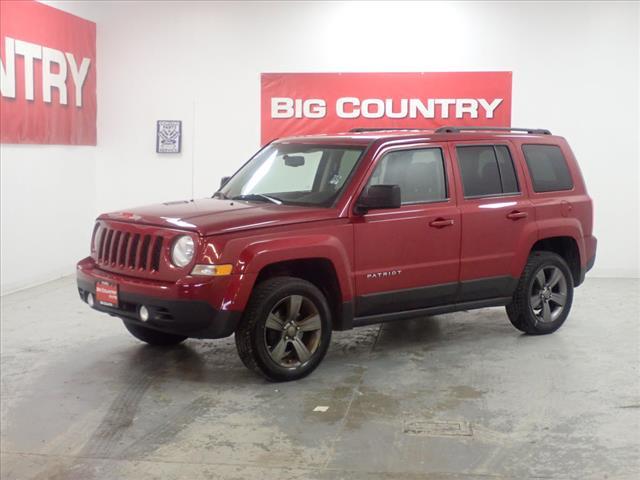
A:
[[367, 148, 447, 204], [522, 145, 573, 192], [457, 145, 520, 197], [495, 145, 519, 194]]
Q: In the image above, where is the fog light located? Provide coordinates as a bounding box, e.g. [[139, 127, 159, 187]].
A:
[[139, 305, 150, 322], [87, 292, 95, 308]]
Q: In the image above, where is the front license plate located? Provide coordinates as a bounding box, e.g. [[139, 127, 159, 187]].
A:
[[96, 281, 118, 307]]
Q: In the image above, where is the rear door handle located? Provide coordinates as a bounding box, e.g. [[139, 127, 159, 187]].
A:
[[506, 210, 528, 220], [429, 218, 455, 228]]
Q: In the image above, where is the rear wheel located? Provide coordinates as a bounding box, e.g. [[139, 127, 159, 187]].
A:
[[235, 277, 332, 381], [506, 251, 574, 334], [122, 320, 187, 346]]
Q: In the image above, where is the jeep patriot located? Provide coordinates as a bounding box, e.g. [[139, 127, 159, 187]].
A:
[[77, 126, 597, 381]]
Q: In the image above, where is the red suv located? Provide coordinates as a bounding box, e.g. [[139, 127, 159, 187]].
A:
[[77, 126, 596, 381]]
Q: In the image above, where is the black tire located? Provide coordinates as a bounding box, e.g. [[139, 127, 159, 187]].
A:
[[506, 251, 574, 335], [122, 320, 187, 346], [235, 276, 332, 382]]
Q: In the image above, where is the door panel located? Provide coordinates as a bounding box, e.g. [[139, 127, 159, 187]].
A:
[[353, 144, 461, 316], [354, 204, 460, 315], [449, 141, 535, 295], [458, 198, 533, 280]]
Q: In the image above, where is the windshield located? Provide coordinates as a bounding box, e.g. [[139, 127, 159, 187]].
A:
[[218, 144, 365, 207]]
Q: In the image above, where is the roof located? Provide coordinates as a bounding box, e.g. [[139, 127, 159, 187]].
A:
[[274, 127, 556, 146]]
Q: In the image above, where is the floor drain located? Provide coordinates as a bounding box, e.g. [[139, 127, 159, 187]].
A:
[[404, 420, 473, 437]]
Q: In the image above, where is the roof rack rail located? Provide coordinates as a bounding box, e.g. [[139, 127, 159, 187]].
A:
[[349, 127, 428, 133], [435, 126, 552, 135]]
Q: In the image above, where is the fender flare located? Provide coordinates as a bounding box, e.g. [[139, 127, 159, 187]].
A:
[[514, 218, 585, 278], [221, 234, 354, 311]]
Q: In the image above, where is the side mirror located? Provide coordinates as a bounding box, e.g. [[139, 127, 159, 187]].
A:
[[220, 176, 231, 189], [355, 185, 401, 213]]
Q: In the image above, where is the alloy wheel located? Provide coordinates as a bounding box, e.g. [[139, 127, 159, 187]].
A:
[[529, 265, 568, 323], [263, 294, 322, 368]]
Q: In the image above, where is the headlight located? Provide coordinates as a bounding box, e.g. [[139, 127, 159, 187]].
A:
[[171, 235, 195, 267]]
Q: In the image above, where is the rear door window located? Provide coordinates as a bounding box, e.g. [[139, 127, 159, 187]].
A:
[[522, 145, 573, 192], [456, 145, 520, 198]]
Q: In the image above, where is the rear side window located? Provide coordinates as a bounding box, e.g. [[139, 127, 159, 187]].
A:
[[522, 145, 573, 192], [456, 145, 520, 197], [367, 148, 447, 204]]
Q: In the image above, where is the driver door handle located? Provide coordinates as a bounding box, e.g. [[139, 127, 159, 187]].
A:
[[429, 218, 455, 228], [506, 210, 528, 220]]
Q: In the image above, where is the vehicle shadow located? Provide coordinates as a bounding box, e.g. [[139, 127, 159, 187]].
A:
[[105, 309, 523, 386], [333, 308, 520, 355]]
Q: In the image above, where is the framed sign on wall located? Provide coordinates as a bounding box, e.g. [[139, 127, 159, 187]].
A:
[[260, 72, 512, 144], [156, 120, 182, 153]]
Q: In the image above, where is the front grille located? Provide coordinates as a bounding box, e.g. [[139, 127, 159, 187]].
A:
[[96, 227, 164, 272]]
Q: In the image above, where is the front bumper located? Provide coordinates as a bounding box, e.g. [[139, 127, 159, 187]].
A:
[[77, 257, 242, 339]]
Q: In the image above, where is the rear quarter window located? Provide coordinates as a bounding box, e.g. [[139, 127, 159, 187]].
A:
[[522, 144, 573, 192]]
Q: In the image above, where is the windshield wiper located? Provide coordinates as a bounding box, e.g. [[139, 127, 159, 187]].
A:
[[230, 194, 283, 205]]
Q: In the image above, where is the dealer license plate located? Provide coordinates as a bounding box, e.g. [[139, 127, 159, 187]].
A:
[[96, 281, 118, 307]]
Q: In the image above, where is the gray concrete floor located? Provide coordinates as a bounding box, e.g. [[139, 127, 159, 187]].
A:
[[1, 276, 638, 480]]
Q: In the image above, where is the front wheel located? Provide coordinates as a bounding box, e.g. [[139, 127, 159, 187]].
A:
[[235, 277, 332, 381], [506, 251, 574, 334]]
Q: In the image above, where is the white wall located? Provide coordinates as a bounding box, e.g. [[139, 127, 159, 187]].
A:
[[1, 1, 638, 294], [0, 2, 100, 295], [0, 145, 96, 294]]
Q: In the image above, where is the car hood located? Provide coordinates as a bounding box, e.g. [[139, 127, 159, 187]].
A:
[[99, 198, 339, 236]]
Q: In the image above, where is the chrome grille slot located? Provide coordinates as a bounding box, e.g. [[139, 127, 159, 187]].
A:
[[110, 231, 121, 265], [97, 228, 107, 261], [91, 224, 100, 253], [103, 229, 114, 263], [119, 233, 130, 266], [128, 234, 140, 268], [151, 237, 163, 272], [139, 235, 151, 270]]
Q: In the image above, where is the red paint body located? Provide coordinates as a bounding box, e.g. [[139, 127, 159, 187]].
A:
[[77, 130, 596, 335]]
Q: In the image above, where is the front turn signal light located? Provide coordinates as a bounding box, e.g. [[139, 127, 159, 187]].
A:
[[191, 264, 233, 276]]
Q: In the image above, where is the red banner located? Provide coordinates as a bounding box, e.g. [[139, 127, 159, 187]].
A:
[[261, 72, 512, 144], [1, 0, 96, 145]]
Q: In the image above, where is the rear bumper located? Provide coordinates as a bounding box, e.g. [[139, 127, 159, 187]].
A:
[[77, 257, 241, 338], [578, 235, 597, 285]]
